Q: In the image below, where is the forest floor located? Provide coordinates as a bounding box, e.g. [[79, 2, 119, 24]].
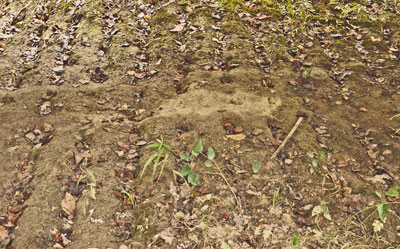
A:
[[1, 0, 400, 248]]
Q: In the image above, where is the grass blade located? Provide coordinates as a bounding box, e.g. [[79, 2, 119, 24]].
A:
[[163, 144, 175, 154], [145, 143, 160, 149], [85, 169, 96, 185], [140, 153, 157, 178], [152, 147, 165, 177], [158, 153, 169, 182]]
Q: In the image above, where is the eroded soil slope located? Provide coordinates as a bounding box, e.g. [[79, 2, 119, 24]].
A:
[[1, 0, 400, 248]]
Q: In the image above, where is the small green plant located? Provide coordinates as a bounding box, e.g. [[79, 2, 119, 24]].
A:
[[306, 150, 325, 174], [173, 140, 207, 186], [292, 235, 301, 248], [312, 200, 332, 221], [279, 0, 315, 31], [340, 2, 368, 21], [375, 185, 399, 221], [301, 67, 311, 78], [182, 165, 200, 185], [141, 136, 174, 180], [77, 168, 97, 199], [59, 0, 74, 12], [218, 0, 242, 11], [121, 190, 136, 207], [252, 161, 261, 173], [327, 186, 400, 247]]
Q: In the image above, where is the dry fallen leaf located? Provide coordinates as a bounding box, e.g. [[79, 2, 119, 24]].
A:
[[61, 193, 76, 216], [226, 134, 246, 141], [117, 141, 129, 150], [154, 227, 175, 245]]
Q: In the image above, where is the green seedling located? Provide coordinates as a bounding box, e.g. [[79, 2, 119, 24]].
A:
[[77, 168, 97, 200], [174, 140, 207, 186], [292, 235, 300, 248], [218, 0, 242, 11], [312, 200, 332, 221], [141, 136, 174, 180], [252, 161, 261, 173], [182, 165, 200, 186], [121, 190, 135, 207], [306, 151, 326, 174], [327, 187, 400, 247]]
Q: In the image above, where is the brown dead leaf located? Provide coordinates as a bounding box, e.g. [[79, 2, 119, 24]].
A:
[[117, 141, 129, 150], [61, 193, 76, 216], [227, 134, 246, 141], [154, 227, 175, 245]]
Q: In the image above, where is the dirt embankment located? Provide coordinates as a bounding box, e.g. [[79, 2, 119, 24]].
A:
[[1, 0, 400, 248]]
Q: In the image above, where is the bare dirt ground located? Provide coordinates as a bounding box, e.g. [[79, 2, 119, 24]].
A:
[[1, 0, 400, 248]]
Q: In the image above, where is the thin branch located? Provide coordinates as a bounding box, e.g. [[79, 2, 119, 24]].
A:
[[270, 116, 304, 159]]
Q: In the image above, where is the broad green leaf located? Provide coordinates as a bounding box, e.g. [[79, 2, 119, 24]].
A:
[[205, 160, 213, 167], [319, 151, 326, 160], [252, 161, 261, 173], [192, 139, 203, 157], [377, 203, 388, 221], [180, 152, 190, 162], [312, 205, 323, 217], [292, 235, 300, 246], [140, 153, 158, 178], [182, 165, 192, 176], [188, 172, 199, 186], [207, 147, 215, 160], [312, 159, 318, 167], [323, 210, 332, 220], [306, 151, 314, 158], [386, 186, 399, 198], [376, 191, 382, 198]]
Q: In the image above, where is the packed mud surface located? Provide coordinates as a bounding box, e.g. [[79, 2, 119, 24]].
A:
[[1, 0, 400, 248]]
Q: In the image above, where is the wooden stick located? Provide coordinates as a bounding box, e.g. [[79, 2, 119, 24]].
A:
[[270, 116, 304, 159]]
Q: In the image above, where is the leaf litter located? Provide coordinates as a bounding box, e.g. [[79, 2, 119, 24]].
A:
[[0, 0, 400, 248]]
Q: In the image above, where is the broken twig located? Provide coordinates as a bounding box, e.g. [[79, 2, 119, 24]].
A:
[[270, 116, 304, 159]]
